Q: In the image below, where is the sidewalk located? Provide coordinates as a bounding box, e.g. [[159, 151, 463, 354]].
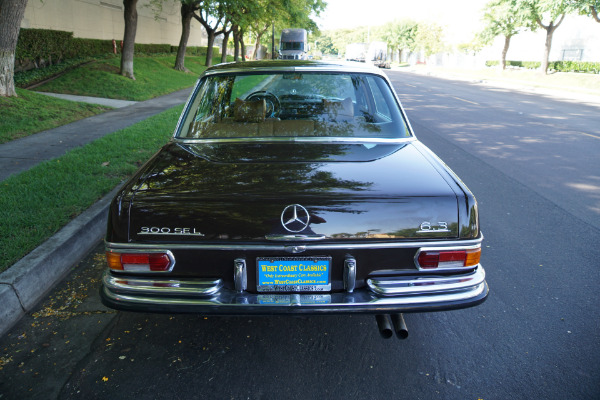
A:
[[0, 88, 191, 182], [36, 92, 138, 108], [398, 65, 600, 108], [0, 88, 192, 337]]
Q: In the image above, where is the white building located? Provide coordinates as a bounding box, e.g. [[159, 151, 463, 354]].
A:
[[413, 13, 600, 68], [486, 14, 600, 63], [20, 0, 207, 47]]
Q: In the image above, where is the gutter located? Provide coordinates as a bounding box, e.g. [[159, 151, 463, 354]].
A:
[[0, 186, 121, 337]]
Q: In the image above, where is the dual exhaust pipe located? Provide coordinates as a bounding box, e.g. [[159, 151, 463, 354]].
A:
[[375, 314, 408, 339]]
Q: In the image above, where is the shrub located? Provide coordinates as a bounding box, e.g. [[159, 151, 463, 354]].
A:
[[181, 46, 220, 57], [16, 29, 73, 68], [134, 43, 172, 54], [549, 61, 600, 74], [486, 59, 600, 74]]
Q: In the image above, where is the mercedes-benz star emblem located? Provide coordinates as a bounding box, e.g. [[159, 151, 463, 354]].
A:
[[281, 204, 310, 233]]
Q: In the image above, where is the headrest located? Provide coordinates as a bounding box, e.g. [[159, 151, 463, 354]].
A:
[[322, 97, 354, 120], [234, 98, 266, 123]]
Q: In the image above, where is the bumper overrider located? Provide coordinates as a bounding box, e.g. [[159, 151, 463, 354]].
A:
[[100, 246, 488, 314]]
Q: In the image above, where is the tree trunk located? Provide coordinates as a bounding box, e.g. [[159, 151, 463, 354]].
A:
[[221, 30, 230, 64], [0, 0, 28, 97], [501, 35, 511, 70], [537, 15, 564, 75], [233, 25, 240, 62], [541, 28, 553, 74], [193, 9, 224, 67], [240, 30, 246, 62], [591, 6, 599, 23], [252, 32, 263, 60], [120, 0, 138, 80], [205, 31, 215, 67], [174, 3, 194, 71]]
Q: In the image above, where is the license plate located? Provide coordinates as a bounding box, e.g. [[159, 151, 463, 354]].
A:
[[256, 257, 331, 292]]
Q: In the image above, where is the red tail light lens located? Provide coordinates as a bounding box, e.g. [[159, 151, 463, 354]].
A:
[[417, 248, 481, 269], [106, 251, 173, 272]]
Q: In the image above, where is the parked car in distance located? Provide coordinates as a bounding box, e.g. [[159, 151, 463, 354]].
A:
[[101, 60, 488, 339]]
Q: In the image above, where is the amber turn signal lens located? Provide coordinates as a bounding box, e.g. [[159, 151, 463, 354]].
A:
[[465, 248, 481, 267], [106, 251, 123, 270]]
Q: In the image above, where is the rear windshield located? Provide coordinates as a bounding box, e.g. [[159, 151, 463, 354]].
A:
[[177, 72, 410, 140]]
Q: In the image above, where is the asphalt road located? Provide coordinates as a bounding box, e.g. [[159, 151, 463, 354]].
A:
[[1, 71, 599, 400]]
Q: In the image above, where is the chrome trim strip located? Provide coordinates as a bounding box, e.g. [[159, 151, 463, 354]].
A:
[[173, 137, 416, 145], [367, 266, 485, 296], [106, 236, 483, 252], [102, 272, 223, 296], [201, 65, 387, 77], [265, 234, 326, 241]]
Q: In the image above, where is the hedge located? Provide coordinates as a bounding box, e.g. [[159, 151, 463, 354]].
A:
[[549, 61, 600, 74], [16, 28, 219, 71], [16, 29, 73, 67], [486, 60, 600, 74]]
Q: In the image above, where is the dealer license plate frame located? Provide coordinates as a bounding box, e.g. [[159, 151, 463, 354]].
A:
[[256, 256, 331, 292]]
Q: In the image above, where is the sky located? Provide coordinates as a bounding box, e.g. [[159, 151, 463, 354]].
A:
[[316, 0, 488, 44]]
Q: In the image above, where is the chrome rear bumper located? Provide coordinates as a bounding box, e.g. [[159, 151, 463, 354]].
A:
[[100, 266, 488, 314]]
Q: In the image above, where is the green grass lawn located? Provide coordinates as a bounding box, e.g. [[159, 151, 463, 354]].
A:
[[0, 105, 183, 273], [34, 55, 225, 101], [0, 89, 110, 144], [1, 54, 229, 143]]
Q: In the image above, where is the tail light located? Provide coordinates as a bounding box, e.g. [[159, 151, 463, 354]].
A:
[[416, 247, 481, 270], [106, 251, 174, 272]]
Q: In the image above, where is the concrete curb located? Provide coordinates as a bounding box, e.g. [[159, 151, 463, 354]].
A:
[[0, 186, 121, 337]]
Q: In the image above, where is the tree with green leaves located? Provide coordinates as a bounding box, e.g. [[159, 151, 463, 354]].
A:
[[325, 26, 370, 58], [225, 0, 261, 61], [0, 0, 28, 97], [576, 0, 600, 22], [478, 0, 534, 70], [381, 19, 419, 62], [519, 0, 578, 74], [149, 0, 203, 71], [172, 1, 199, 71], [246, 0, 324, 60], [194, 0, 227, 66], [415, 22, 445, 57], [314, 35, 338, 55]]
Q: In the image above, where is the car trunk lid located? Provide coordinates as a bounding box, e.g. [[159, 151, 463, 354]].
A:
[[128, 142, 460, 242]]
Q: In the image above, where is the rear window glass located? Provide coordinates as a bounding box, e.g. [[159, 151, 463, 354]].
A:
[[178, 72, 410, 140]]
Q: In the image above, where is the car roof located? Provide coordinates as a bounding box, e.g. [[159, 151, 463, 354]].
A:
[[202, 59, 385, 77]]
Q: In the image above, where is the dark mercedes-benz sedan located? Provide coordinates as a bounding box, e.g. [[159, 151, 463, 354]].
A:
[[101, 60, 488, 338]]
